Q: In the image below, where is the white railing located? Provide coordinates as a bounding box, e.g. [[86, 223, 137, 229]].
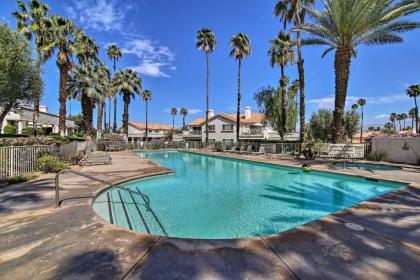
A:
[[0, 145, 57, 179]]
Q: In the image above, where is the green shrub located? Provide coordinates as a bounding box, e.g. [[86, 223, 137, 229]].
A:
[[368, 150, 388, 161], [37, 156, 68, 173], [6, 173, 39, 185], [3, 124, 16, 135], [22, 127, 46, 135]]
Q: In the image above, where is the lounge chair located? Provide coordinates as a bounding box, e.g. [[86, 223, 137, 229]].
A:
[[235, 145, 246, 154], [224, 145, 237, 153], [79, 151, 112, 166], [239, 145, 253, 154], [251, 145, 265, 156]]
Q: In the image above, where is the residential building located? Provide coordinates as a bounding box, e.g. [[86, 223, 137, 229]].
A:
[[0, 104, 76, 135], [183, 106, 298, 145], [128, 122, 175, 142]]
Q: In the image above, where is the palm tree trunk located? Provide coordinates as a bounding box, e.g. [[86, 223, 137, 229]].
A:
[[236, 59, 242, 144], [182, 116, 186, 130], [280, 65, 286, 141], [360, 107, 363, 144], [205, 52, 209, 145], [145, 101, 148, 141], [81, 94, 94, 140], [113, 95, 117, 133], [399, 121, 402, 131], [0, 102, 14, 131], [108, 97, 111, 131], [296, 31, 306, 155], [33, 57, 42, 136], [58, 63, 68, 137], [414, 96, 418, 133], [122, 92, 130, 138], [403, 119, 406, 130], [332, 47, 352, 143], [172, 115, 175, 129], [103, 101, 107, 133], [97, 102, 103, 140]]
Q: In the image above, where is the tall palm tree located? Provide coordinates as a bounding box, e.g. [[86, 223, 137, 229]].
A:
[[397, 114, 403, 131], [357, 98, 366, 143], [406, 84, 420, 132], [268, 31, 296, 140], [274, 0, 315, 154], [13, 0, 49, 136], [142, 89, 152, 141], [409, 107, 416, 130], [297, 0, 419, 143], [401, 113, 408, 130], [95, 64, 111, 140], [180, 108, 188, 130], [107, 44, 122, 133], [40, 16, 98, 136], [229, 33, 252, 144], [170, 108, 178, 129], [390, 113, 397, 132], [196, 28, 217, 145], [113, 69, 142, 138]]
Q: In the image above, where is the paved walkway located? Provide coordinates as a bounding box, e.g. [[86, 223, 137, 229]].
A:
[[0, 151, 419, 280]]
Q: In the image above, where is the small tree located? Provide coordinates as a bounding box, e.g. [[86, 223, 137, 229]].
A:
[[170, 108, 178, 129], [0, 24, 42, 129]]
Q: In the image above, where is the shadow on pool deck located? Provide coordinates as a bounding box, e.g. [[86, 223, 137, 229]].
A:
[[0, 151, 419, 280]]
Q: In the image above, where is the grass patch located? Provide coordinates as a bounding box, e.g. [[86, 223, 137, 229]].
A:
[[0, 173, 39, 187]]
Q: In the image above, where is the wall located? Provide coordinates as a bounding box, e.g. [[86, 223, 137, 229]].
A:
[[371, 137, 420, 165]]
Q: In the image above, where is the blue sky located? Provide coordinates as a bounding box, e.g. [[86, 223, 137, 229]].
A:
[[1, 0, 420, 128]]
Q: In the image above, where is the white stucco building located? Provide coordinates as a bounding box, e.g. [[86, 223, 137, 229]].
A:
[[0, 104, 76, 135], [183, 106, 298, 145], [128, 122, 175, 142]]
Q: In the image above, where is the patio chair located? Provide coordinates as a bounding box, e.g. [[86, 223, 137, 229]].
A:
[[223, 145, 237, 153], [251, 145, 265, 156], [239, 145, 253, 154], [234, 145, 246, 154], [79, 151, 112, 166]]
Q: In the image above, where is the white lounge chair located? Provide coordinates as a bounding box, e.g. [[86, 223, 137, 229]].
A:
[[239, 145, 253, 154], [252, 145, 265, 156], [235, 145, 246, 154]]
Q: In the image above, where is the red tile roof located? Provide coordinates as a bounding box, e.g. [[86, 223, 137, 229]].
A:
[[129, 122, 174, 131], [189, 113, 265, 126]]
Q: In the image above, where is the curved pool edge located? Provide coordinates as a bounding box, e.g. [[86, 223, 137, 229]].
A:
[[89, 150, 417, 242]]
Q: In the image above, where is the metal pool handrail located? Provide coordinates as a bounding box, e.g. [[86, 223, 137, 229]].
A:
[[54, 169, 150, 208]]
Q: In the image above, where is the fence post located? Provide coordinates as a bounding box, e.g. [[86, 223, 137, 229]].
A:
[[10, 146, 14, 177]]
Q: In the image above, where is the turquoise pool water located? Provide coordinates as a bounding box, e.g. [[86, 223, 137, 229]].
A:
[[332, 162, 401, 171], [92, 151, 403, 239]]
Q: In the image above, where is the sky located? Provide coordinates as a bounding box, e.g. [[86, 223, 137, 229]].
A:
[[1, 0, 420, 128]]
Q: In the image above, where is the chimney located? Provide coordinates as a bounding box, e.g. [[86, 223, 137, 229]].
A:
[[208, 109, 214, 118], [39, 105, 48, 113], [244, 106, 251, 120]]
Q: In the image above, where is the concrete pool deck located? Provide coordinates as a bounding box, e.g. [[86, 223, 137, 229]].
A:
[[0, 151, 419, 279]]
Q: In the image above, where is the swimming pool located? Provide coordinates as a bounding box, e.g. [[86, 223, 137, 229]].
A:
[[92, 151, 404, 239]]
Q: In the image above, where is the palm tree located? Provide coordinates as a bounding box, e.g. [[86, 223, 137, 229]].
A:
[[274, 0, 314, 154], [142, 89, 152, 141], [40, 16, 98, 136], [268, 31, 296, 140], [409, 107, 416, 130], [390, 113, 397, 132], [406, 84, 420, 132], [351, 104, 358, 111], [107, 44, 122, 133], [113, 69, 142, 138], [196, 28, 217, 145], [401, 113, 408, 130], [397, 114, 403, 131], [297, 0, 419, 143], [180, 108, 188, 130], [95, 64, 111, 140], [13, 0, 49, 136], [229, 33, 252, 144], [384, 122, 394, 133], [357, 98, 366, 143], [170, 108, 178, 129]]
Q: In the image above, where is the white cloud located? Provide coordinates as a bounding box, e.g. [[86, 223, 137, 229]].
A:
[[122, 39, 175, 78], [309, 94, 408, 109], [66, 0, 132, 32], [373, 114, 389, 120]]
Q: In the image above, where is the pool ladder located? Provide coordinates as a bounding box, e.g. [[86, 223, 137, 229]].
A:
[[54, 169, 168, 236], [341, 152, 360, 169]]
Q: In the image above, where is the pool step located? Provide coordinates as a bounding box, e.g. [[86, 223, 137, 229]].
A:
[[106, 188, 167, 236]]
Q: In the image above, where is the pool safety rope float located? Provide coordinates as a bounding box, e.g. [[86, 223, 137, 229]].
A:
[[302, 164, 312, 172]]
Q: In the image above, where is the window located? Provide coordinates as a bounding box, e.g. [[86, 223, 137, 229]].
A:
[[223, 139, 234, 147], [222, 124, 234, 131], [208, 125, 215, 132]]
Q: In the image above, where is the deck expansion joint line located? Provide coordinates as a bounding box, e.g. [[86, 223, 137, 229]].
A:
[[333, 216, 420, 252], [121, 236, 162, 280], [259, 237, 301, 280], [107, 192, 114, 224]]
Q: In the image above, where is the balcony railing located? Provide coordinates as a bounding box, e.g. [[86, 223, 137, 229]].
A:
[[241, 129, 263, 136], [184, 131, 202, 136]]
